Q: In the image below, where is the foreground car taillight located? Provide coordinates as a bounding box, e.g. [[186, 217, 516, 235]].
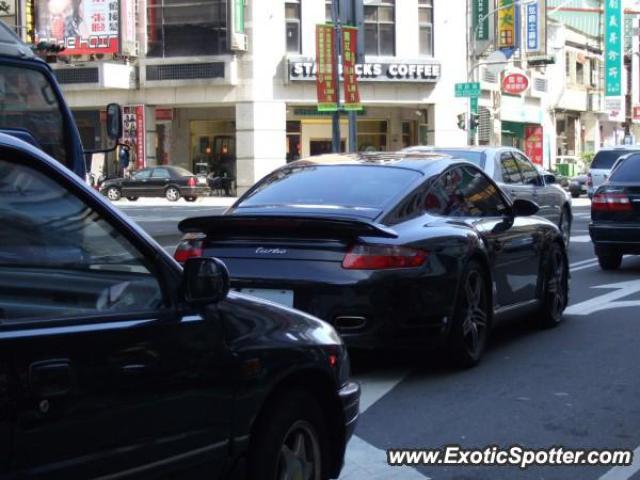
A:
[[342, 244, 428, 270], [592, 192, 632, 212], [187, 177, 197, 187], [174, 234, 204, 263]]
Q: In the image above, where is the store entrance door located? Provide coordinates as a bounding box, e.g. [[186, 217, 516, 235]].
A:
[[310, 140, 345, 155]]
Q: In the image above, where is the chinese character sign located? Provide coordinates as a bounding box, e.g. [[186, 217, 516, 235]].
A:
[[498, 0, 516, 49], [342, 26, 362, 111], [605, 0, 623, 97], [525, 0, 546, 55], [34, 0, 119, 55], [123, 106, 146, 170], [316, 24, 338, 112], [525, 126, 543, 166]]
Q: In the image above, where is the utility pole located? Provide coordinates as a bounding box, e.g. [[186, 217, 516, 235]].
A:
[[330, 0, 342, 153]]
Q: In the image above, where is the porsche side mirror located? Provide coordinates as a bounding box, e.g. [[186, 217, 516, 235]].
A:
[[512, 198, 539, 217], [183, 257, 230, 305]]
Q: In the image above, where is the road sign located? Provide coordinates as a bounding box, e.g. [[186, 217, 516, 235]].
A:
[[564, 280, 640, 316], [455, 82, 481, 98]]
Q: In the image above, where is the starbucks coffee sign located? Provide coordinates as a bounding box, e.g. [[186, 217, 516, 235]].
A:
[[288, 59, 441, 83]]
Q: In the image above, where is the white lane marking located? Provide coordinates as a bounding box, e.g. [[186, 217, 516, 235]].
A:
[[571, 258, 598, 268], [565, 280, 640, 316], [571, 261, 599, 273], [571, 235, 592, 243], [598, 445, 640, 480], [341, 370, 427, 479]]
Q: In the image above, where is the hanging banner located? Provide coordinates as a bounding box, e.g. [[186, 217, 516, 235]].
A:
[[498, 0, 516, 49], [34, 0, 120, 55], [316, 24, 338, 112], [123, 106, 146, 170], [473, 0, 490, 41], [605, 0, 623, 97], [525, 125, 543, 166], [342, 26, 362, 111], [525, 0, 547, 56]]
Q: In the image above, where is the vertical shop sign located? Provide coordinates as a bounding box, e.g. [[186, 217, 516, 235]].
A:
[[473, 0, 489, 41], [525, 125, 543, 166], [525, 0, 546, 55], [120, 0, 137, 56], [123, 106, 146, 170], [316, 24, 338, 112], [498, 0, 516, 49], [342, 26, 362, 111], [605, 0, 623, 121]]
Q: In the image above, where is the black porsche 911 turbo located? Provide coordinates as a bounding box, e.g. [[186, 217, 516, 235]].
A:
[[175, 152, 569, 366]]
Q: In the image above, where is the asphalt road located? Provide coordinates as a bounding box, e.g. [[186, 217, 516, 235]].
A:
[[117, 199, 640, 480]]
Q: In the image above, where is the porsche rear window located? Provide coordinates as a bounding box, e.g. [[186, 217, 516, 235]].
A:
[[240, 165, 421, 209]]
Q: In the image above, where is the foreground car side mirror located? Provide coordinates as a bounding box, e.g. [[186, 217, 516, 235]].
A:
[[512, 198, 539, 217], [543, 174, 556, 185], [106, 103, 123, 140], [183, 257, 230, 304]]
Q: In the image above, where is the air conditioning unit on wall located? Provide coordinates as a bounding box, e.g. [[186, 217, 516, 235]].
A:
[[230, 32, 248, 52]]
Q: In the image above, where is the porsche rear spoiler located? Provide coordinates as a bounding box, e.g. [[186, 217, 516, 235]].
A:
[[178, 215, 398, 239]]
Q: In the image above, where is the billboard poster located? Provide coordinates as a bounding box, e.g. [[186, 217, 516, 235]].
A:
[[315, 24, 338, 112], [123, 106, 146, 170], [497, 0, 516, 49], [524, 125, 543, 166], [342, 26, 362, 111], [34, 0, 119, 55]]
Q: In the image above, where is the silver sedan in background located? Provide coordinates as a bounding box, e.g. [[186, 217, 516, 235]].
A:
[[404, 146, 573, 247]]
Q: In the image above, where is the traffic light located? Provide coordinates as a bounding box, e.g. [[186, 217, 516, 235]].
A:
[[469, 112, 480, 130], [457, 113, 466, 130]]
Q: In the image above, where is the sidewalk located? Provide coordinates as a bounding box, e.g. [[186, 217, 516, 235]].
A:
[[111, 196, 237, 207]]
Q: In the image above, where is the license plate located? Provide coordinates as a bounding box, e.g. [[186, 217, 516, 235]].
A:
[[235, 288, 294, 307], [197, 177, 207, 185]]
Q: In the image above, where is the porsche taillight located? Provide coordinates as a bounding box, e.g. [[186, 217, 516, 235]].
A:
[[174, 235, 204, 263], [342, 244, 428, 270]]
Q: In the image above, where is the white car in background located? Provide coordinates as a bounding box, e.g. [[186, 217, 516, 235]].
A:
[[588, 146, 640, 198]]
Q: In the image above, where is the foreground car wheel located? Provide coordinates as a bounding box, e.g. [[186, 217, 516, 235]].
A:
[[165, 187, 180, 202], [249, 389, 328, 480], [106, 186, 121, 201], [185, 196, 197, 202], [538, 243, 568, 328], [449, 261, 490, 368], [598, 251, 622, 271]]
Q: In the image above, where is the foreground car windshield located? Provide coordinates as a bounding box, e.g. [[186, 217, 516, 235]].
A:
[[240, 165, 420, 209], [610, 156, 640, 182]]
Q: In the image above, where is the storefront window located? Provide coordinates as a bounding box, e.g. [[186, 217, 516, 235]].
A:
[[190, 120, 236, 177], [285, 0, 301, 53], [418, 0, 433, 56], [358, 120, 388, 151], [287, 121, 302, 163], [364, 0, 395, 56], [147, 0, 227, 57]]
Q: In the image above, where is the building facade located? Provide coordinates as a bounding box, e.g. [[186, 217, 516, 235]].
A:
[[6, 0, 468, 194]]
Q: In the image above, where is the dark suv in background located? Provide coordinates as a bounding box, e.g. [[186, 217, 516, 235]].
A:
[[0, 134, 359, 480]]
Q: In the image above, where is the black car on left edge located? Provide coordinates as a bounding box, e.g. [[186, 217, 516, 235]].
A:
[[590, 152, 640, 270], [100, 165, 210, 202], [175, 152, 569, 367], [0, 133, 359, 480]]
